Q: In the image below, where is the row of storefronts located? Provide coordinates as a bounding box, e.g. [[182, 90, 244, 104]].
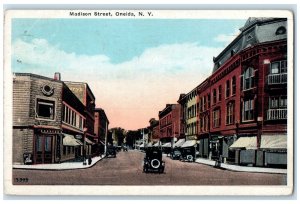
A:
[[13, 72, 109, 165], [146, 17, 288, 168]]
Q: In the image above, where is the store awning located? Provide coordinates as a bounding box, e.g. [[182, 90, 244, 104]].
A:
[[162, 142, 171, 147], [147, 142, 153, 147], [85, 137, 95, 145], [174, 139, 185, 147], [181, 140, 197, 148], [139, 143, 145, 148], [229, 136, 257, 150], [63, 134, 82, 146], [153, 142, 160, 147], [260, 135, 287, 149]]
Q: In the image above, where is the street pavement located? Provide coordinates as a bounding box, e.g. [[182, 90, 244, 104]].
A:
[[12, 150, 287, 185]]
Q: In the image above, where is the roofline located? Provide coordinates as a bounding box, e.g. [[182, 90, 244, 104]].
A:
[[213, 18, 286, 63], [64, 81, 96, 100], [14, 72, 62, 84]]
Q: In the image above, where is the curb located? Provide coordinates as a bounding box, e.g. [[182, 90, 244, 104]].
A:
[[13, 155, 107, 171], [194, 159, 287, 174]]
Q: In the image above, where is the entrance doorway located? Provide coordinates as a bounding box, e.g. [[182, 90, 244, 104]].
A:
[[35, 135, 53, 164]]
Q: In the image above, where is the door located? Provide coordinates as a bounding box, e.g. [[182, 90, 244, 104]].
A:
[[35, 135, 53, 164]]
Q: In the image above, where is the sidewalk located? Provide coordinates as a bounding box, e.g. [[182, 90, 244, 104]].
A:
[[13, 155, 106, 170], [195, 157, 287, 174]]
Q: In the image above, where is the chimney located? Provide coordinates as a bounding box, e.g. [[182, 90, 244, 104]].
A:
[[54, 72, 61, 81]]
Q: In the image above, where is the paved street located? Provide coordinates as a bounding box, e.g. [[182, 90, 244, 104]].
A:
[[13, 150, 287, 185]]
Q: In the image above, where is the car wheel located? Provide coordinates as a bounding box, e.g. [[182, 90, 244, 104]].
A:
[[150, 159, 161, 169], [187, 155, 193, 162]]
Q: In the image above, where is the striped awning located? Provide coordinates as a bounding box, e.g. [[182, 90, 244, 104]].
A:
[[63, 134, 82, 146], [229, 136, 257, 150], [174, 139, 185, 147], [260, 135, 287, 149], [181, 140, 197, 148]]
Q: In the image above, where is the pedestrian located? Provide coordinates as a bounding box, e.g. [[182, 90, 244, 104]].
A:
[[88, 156, 92, 165]]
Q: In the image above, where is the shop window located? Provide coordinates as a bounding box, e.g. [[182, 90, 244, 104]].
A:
[[243, 99, 254, 121], [36, 98, 55, 120], [226, 102, 235, 125], [243, 67, 255, 90]]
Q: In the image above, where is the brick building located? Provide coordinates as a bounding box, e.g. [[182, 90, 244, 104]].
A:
[[13, 73, 85, 164], [148, 118, 160, 144], [195, 17, 288, 167], [158, 104, 181, 148], [64, 81, 96, 155], [94, 108, 109, 154]]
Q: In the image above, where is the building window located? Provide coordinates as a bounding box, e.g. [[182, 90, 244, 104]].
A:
[[226, 80, 230, 98], [232, 76, 236, 95], [36, 98, 55, 120], [213, 108, 221, 128], [218, 85, 222, 101], [275, 26, 286, 35], [270, 60, 287, 74], [213, 89, 217, 104], [243, 67, 255, 90], [226, 102, 235, 125], [269, 96, 287, 109], [203, 96, 206, 110], [207, 94, 210, 108], [243, 99, 254, 121]]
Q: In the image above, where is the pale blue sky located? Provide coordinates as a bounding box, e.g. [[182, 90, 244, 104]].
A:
[[12, 19, 245, 64], [11, 18, 247, 129]]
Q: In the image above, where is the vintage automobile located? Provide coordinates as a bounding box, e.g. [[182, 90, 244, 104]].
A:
[[170, 148, 182, 160], [106, 146, 116, 158], [181, 147, 195, 162], [143, 147, 165, 173]]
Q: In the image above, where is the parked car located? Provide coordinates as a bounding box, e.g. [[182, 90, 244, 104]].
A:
[[106, 146, 116, 158], [181, 147, 195, 162], [143, 147, 165, 173], [170, 148, 182, 160]]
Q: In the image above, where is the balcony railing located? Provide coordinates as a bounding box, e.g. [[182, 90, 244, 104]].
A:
[[267, 73, 287, 84], [267, 109, 287, 120]]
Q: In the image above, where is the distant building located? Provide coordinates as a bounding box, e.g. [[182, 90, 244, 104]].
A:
[[94, 108, 109, 153], [148, 118, 159, 144], [158, 104, 181, 148], [64, 81, 96, 155]]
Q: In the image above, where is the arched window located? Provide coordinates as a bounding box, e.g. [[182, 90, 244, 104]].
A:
[[243, 67, 255, 90]]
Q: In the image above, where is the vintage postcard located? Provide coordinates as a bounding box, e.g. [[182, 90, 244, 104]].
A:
[[3, 9, 294, 196]]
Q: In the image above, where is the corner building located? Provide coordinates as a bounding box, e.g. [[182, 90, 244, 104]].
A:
[[199, 17, 288, 167], [13, 73, 86, 164]]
